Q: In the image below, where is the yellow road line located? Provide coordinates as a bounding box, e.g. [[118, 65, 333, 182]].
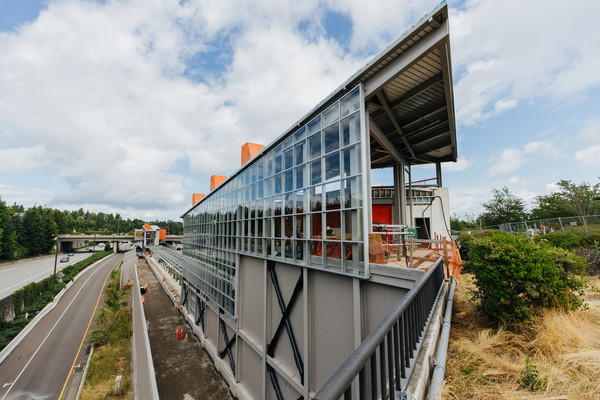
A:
[[58, 257, 121, 400]]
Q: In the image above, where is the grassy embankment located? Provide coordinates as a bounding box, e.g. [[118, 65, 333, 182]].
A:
[[80, 265, 131, 399], [443, 274, 600, 400], [0, 251, 113, 351]]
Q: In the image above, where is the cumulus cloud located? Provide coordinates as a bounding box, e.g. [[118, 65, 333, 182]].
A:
[[451, 0, 600, 126], [487, 138, 562, 176]]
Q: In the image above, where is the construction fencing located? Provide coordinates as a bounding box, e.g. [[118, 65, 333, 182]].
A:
[[463, 215, 600, 236]]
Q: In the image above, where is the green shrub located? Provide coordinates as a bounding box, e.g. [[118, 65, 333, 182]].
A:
[[520, 357, 547, 391], [533, 231, 583, 249], [457, 229, 497, 264], [466, 232, 587, 327]]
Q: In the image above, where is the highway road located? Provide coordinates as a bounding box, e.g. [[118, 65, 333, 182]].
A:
[[0, 247, 105, 300], [0, 252, 123, 400]]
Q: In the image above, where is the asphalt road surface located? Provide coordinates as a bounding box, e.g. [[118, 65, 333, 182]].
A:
[[0, 253, 123, 400], [0, 251, 96, 300]]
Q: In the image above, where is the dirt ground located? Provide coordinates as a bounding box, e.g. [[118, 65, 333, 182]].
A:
[[138, 258, 232, 400]]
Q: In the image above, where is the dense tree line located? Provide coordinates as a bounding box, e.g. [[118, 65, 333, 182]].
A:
[[451, 179, 600, 231], [0, 198, 183, 260]]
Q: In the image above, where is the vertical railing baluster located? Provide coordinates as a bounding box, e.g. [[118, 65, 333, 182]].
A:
[[393, 322, 401, 389], [359, 366, 366, 399], [387, 331, 394, 397], [379, 343, 386, 399], [400, 314, 406, 379], [370, 353, 378, 399]]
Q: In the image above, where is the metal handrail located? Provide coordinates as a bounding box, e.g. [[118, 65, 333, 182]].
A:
[[314, 257, 445, 399]]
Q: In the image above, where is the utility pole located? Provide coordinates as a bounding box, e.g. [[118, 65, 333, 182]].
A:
[[52, 240, 58, 300]]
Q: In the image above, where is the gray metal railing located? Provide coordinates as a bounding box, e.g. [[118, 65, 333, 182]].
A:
[[314, 257, 446, 399]]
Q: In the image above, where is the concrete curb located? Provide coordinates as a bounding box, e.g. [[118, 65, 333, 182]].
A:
[[76, 345, 94, 400], [0, 256, 106, 366], [132, 257, 160, 400]]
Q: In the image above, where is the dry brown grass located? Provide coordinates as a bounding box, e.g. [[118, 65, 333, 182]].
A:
[[442, 274, 600, 400]]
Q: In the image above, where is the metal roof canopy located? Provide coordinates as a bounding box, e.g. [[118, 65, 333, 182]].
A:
[[182, 2, 456, 217], [361, 2, 456, 168]]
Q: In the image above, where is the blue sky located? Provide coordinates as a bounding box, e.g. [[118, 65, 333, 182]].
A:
[[0, 0, 598, 220]]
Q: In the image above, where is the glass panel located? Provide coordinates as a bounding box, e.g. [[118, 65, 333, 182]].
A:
[[284, 239, 294, 260], [284, 192, 294, 215], [295, 142, 305, 165], [310, 185, 322, 212], [323, 102, 339, 127], [343, 209, 363, 241], [295, 214, 305, 239], [264, 177, 272, 197], [342, 113, 361, 147], [274, 173, 282, 194], [294, 126, 306, 142], [283, 135, 294, 149], [309, 132, 321, 160], [257, 158, 264, 180], [265, 217, 272, 237], [311, 213, 323, 239], [325, 242, 342, 270], [325, 212, 341, 240], [274, 154, 282, 174], [341, 86, 360, 117], [284, 216, 293, 238], [273, 196, 283, 216], [295, 190, 305, 214], [295, 240, 305, 263], [310, 159, 321, 185], [307, 115, 321, 135], [343, 144, 361, 178], [257, 180, 264, 198], [325, 181, 341, 210], [284, 148, 294, 170], [274, 217, 282, 238], [324, 151, 340, 182], [272, 239, 282, 258], [284, 169, 293, 192], [344, 243, 363, 275], [250, 164, 257, 183], [295, 165, 305, 190], [343, 177, 362, 208], [324, 123, 340, 154], [309, 241, 323, 267], [266, 153, 273, 176]]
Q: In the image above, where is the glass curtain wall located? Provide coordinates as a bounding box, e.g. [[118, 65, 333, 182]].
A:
[[183, 85, 366, 316]]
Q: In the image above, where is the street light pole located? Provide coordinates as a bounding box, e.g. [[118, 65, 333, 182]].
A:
[[52, 240, 58, 300]]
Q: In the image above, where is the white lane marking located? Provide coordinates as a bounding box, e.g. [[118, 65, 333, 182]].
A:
[[0, 255, 90, 299], [1, 257, 112, 400], [1, 384, 11, 388]]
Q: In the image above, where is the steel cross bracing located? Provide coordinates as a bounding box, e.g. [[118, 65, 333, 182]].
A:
[[196, 295, 205, 332], [219, 315, 236, 375], [267, 261, 304, 385]]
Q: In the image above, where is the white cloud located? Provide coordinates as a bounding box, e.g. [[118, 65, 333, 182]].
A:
[[486, 138, 562, 176], [0, 145, 47, 172], [443, 157, 471, 172], [451, 0, 600, 126], [487, 148, 525, 176], [573, 117, 600, 168]]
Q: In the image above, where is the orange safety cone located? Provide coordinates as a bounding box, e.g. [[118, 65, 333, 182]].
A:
[[141, 296, 145, 303], [138, 268, 141, 275], [175, 327, 179, 340], [184, 333, 188, 341]]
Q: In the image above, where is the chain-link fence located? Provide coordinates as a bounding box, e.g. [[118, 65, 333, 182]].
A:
[[463, 215, 600, 236]]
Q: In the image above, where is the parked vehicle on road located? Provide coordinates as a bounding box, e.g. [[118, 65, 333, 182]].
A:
[[60, 256, 69, 262]]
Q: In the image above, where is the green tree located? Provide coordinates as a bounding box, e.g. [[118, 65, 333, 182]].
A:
[[479, 187, 528, 227], [529, 192, 573, 220], [554, 180, 600, 217]]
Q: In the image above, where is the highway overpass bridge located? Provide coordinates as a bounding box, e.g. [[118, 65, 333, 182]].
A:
[[55, 234, 183, 252]]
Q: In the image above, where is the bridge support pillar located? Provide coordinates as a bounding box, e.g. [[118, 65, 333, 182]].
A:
[[113, 242, 118, 253]]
